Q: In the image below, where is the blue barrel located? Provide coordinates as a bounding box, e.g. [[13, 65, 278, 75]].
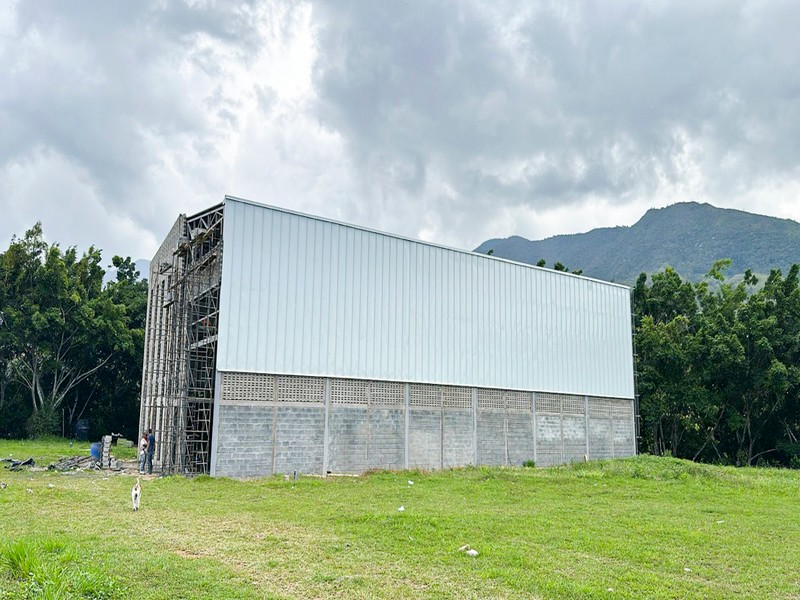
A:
[[90, 442, 101, 461]]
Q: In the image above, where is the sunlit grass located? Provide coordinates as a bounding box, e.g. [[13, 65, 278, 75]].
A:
[[0, 537, 120, 599], [0, 439, 798, 598], [0, 436, 137, 465]]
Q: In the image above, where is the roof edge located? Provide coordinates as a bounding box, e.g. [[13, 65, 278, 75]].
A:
[[222, 194, 631, 291]]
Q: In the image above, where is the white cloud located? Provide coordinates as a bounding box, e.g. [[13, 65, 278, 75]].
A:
[[0, 149, 159, 259], [1, 0, 799, 264]]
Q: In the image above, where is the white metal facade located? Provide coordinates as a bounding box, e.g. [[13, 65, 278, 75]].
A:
[[217, 196, 635, 400]]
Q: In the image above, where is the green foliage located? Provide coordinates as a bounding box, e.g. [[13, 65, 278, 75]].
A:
[[635, 261, 800, 466], [25, 408, 59, 438], [0, 225, 147, 438], [0, 538, 121, 599]]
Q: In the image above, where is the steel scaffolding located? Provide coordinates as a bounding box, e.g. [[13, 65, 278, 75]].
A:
[[139, 203, 223, 475]]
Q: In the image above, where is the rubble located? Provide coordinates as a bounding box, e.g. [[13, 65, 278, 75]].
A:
[[47, 456, 100, 471], [2, 457, 35, 471]]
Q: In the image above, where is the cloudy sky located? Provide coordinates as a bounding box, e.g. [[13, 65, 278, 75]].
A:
[[2, 1, 799, 263]]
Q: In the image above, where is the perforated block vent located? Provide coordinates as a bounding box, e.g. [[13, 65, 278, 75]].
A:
[[277, 375, 324, 403], [409, 383, 441, 408], [611, 399, 633, 418], [477, 389, 503, 410], [506, 391, 532, 412], [477, 389, 532, 412], [221, 372, 274, 402], [536, 392, 585, 415], [369, 381, 405, 406], [406, 384, 472, 409], [588, 397, 612, 417], [589, 397, 633, 418], [442, 386, 472, 409], [331, 378, 368, 405]]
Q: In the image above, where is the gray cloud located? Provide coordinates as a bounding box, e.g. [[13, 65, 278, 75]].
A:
[[0, 1, 274, 258], [1, 1, 799, 262], [311, 0, 800, 242]]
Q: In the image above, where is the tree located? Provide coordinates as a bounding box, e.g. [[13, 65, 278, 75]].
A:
[[634, 261, 800, 467], [78, 256, 148, 438], [723, 268, 799, 465], [0, 225, 134, 436]]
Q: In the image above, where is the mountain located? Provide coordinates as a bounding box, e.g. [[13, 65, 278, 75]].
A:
[[474, 202, 800, 283]]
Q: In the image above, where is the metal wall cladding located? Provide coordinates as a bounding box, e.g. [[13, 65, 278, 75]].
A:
[[217, 197, 635, 399]]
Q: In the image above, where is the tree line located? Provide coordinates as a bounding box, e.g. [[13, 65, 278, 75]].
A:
[[2, 225, 799, 467], [0, 224, 146, 439], [634, 260, 800, 466]]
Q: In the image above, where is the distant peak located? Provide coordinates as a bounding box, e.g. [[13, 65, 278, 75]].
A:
[[642, 201, 795, 224], [644, 201, 713, 214]]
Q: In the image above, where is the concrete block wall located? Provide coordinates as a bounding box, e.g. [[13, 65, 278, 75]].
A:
[[563, 415, 587, 463], [589, 418, 613, 459], [507, 413, 535, 466], [443, 410, 473, 468], [613, 415, 635, 457], [477, 410, 506, 466], [408, 409, 442, 470], [215, 403, 275, 477], [368, 408, 405, 470], [213, 372, 636, 477], [274, 406, 324, 475], [328, 406, 368, 474], [536, 414, 562, 467]]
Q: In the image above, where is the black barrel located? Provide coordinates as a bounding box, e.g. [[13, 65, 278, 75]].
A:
[[74, 419, 90, 441]]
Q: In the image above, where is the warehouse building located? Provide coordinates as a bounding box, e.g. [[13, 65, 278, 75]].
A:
[[139, 196, 637, 477]]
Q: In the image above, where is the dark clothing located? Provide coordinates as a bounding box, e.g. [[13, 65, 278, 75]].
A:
[[147, 433, 155, 474]]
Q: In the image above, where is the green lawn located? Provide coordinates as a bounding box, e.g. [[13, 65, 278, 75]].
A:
[[1, 439, 798, 599]]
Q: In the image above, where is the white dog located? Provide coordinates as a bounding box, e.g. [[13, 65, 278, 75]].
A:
[[131, 477, 141, 511]]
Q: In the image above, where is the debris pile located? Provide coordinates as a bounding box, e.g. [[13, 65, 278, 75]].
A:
[[2, 457, 35, 471], [48, 456, 100, 472]]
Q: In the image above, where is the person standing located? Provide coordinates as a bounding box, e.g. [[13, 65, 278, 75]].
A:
[[138, 433, 148, 474], [146, 428, 156, 475]]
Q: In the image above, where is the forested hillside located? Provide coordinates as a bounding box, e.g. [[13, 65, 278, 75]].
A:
[[476, 202, 800, 283]]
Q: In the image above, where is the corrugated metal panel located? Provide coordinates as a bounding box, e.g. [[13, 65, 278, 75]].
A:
[[217, 197, 635, 399]]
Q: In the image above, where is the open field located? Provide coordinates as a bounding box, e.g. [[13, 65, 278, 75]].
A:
[[1, 439, 799, 599]]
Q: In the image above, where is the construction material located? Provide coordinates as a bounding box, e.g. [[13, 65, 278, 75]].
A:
[[101, 435, 112, 468], [139, 204, 223, 475], [48, 456, 99, 471], [3, 457, 35, 471]]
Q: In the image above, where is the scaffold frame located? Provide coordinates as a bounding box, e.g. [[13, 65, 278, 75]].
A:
[[139, 203, 223, 475]]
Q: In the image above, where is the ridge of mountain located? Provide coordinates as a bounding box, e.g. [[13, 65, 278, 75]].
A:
[[474, 202, 800, 283]]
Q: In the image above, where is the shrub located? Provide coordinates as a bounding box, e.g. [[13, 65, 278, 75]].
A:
[[25, 409, 59, 438]]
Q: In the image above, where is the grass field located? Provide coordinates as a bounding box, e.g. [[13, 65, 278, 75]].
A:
[[1, 438, 798, 599]]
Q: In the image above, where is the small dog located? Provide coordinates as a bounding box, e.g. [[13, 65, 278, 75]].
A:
[[131, 477, 141, 511]]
